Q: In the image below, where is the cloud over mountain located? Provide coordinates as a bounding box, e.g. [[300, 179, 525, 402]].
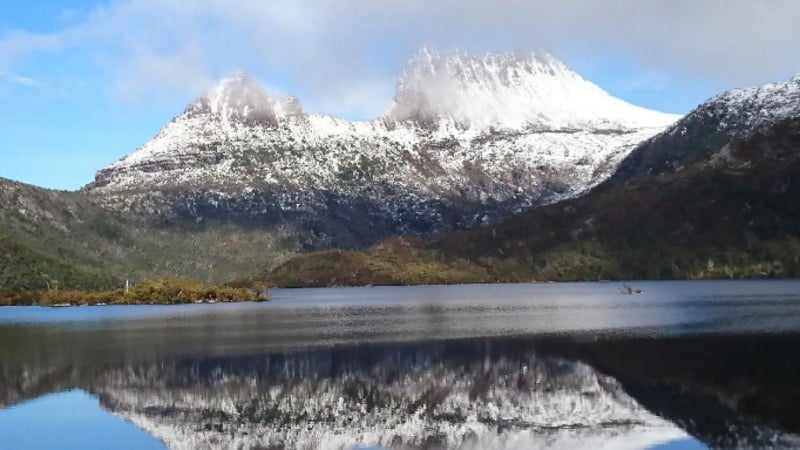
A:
[[1, 0, 799, 118]]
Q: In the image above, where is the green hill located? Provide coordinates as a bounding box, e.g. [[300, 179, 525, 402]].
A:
[[0, 177, 298, 294]]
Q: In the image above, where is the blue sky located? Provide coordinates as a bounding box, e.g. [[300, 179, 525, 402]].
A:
[[1, 1, 798, 191], [0, 390, 165, 450]]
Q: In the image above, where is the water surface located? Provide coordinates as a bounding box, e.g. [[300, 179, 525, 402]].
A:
[[1, 280, 799, 449]]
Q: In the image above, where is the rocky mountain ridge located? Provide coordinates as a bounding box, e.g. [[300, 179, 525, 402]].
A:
[[88, 48, 678, 248]]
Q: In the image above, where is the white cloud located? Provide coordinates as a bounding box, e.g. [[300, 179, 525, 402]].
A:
[[0, 71, 48, 88], [1, 0, 799, 118]]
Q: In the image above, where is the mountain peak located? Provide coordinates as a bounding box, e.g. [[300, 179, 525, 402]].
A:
[[187, 71, 279, 127], [274, 95, 305, 119], [208, 71, 264, 100], [386, 47, 678, 130], [406, 47, 573, 79], [223, 70, 253, 82], [210, 70, 255, 88]]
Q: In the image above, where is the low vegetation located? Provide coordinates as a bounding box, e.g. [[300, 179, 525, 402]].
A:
[[268, 237, 492, 287], [0, 232, 118, 292], [0, 278, 270, 307], [0, 177, 299, 294]]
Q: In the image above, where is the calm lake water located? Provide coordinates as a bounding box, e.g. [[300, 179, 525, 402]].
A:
[[1, 280, 799, 449]]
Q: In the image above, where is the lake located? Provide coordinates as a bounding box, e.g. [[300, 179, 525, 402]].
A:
[[1, 280, 799, 449]]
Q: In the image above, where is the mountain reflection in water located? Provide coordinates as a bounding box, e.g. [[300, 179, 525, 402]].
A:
[[2, 281, 800, 449], [2, 335, 800, 449]]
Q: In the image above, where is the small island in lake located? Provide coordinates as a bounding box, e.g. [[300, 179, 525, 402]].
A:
[[0, 278, 270, 307]]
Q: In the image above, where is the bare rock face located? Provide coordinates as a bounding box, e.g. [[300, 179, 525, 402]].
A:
[[88, 48, 678, 248]]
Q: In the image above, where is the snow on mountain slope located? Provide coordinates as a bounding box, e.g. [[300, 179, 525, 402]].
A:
[[88, 48, 678, 246], [612, 73, 800, 181], [710, 74, 800, 131], [387, 47, 676, 130]]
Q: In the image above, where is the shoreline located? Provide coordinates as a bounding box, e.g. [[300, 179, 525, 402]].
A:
[[1, 298, 268, 308], [262, 275, 800, 290], [42, 298, 262, 308], [0, 278, 270, 307], [4, 277, 797, 306]]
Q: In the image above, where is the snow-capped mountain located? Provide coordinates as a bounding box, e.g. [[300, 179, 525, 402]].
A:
[[89, 48, 678, 248], [387, 47, 674, 130], [612, 73, 800, 181]]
